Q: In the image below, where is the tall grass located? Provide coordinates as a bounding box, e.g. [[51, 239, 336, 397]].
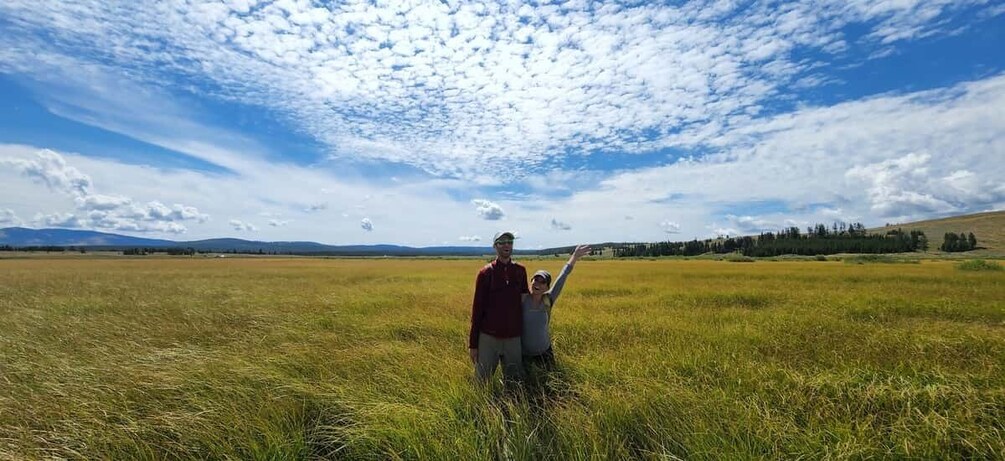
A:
[[0, 258, 1002, 459], [957, 259, 1002, 271]]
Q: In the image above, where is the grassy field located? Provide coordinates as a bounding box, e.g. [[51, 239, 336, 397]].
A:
[[1, 257, 1003, 459]]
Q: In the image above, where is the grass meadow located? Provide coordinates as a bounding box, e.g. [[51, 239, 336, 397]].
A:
[[0, 257, 1003, 459]]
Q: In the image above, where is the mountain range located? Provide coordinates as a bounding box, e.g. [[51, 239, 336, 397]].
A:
[[0, 227, 500, 256]]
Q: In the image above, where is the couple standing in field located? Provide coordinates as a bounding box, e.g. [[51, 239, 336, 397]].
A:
[[468, 231, 590, 382]]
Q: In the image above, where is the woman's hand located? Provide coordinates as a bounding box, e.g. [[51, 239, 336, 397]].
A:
[[469, 348, 478, 365], [569, 244, 591, 266]]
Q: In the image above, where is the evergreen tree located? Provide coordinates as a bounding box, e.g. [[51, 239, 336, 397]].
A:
[[941, 233, 954, 251]]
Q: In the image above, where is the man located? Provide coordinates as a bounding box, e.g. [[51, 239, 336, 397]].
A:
[[468, 231, 529, 382]]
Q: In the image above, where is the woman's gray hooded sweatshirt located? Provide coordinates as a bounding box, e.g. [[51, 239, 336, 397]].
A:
[[521, 263, 572, 355]]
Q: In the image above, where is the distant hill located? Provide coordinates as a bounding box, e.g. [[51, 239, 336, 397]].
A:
[[870, 210, 1004, 253], [0, 227, 176, 247], [0, 227, 499, 256]]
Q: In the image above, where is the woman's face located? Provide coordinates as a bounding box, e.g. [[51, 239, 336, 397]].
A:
[[531, 276, 549, 294]]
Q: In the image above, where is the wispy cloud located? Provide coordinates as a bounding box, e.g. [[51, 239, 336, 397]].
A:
[[588, 74, 1005, 230], [229, 219, 257, 232], [0, 209, 21, 226], [661, 221, 681, 234], [0, 0, 992, 179], [305, 203, 328, 213], [459, 235, 481, 242], [0, 2, 1000, 247], [268, 219, 289, 227], [722, 215, 778, 234], [533, 73, 1004, 241], [0, 144, 519, 246], [550, 219, 571, 231]]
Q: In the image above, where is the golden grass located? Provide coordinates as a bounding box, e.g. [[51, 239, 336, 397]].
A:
[[871, 210, 1005, 255], [0, 258, 1002, 459]]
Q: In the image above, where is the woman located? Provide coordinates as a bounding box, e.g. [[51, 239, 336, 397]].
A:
[[522, 244, 591, 370]]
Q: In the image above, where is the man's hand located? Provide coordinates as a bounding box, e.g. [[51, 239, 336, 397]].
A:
[[569, 244, 592, 266], [469, 348, 478, 365]]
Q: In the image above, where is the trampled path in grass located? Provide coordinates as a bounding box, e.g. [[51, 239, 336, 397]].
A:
[[0, 258, 1002, 459]]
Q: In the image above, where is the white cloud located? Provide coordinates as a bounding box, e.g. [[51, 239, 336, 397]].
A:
[[2, 149, 91, 198], [472, 199, 505, 220], [75, 194, 131, 211], [723, 215, 777, 234], [229, 219, 257, 232], [981, 4, 1005, 19], [1, 144, 507, 246], [511, 73, 1005, 242], [0, 1, 1000, 248], [0, 0, 991, 179], [33, 212, 82, 228], [145, 201, 209, 222], [360, 217, 374, 232], [88, 213, 188, 234], [0, 209, 23, 226], [710, 227, 740, 238], [845, 152, 1004, 220], [660, 221, 681, 234], [2, 62, 1002, 247], [550, 218, 571, 231], [459, 235, 481, 242], [2, 149, 209, 233], [305, 203, 328, 213], [268, 219, 289, 227]]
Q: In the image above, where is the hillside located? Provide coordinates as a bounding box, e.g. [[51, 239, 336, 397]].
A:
[[871, 210, 1005, 254], [0, 227, 177, 247]]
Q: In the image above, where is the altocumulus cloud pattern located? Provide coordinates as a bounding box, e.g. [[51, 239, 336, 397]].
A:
[[1, 0, 996, 179]]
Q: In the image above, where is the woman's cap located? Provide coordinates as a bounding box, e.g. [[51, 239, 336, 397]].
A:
[[532, 269, 552, 286]]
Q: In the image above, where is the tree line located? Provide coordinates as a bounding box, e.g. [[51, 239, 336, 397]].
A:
[[940, 232, 978, 252], [122, 247, 199, 255], [0, 245, 86, 253], [611, 222, 978, 258]]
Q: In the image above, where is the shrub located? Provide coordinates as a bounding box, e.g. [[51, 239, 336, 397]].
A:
[[957, 259, 1002, 272], [842, 255, 918, 264], [815, 255, 828, 261], [844, 255, 894, 264], [725, 254, 755, 263]]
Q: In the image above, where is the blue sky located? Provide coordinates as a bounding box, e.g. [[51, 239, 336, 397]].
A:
[[1, 0, 1003, 247]]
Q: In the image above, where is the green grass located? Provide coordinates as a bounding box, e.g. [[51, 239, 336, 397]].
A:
[[723, 254, 755, 263], [1, 258, 1003, 459], [842, 254, 919, 264], [958, 259, 1003, 272]]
